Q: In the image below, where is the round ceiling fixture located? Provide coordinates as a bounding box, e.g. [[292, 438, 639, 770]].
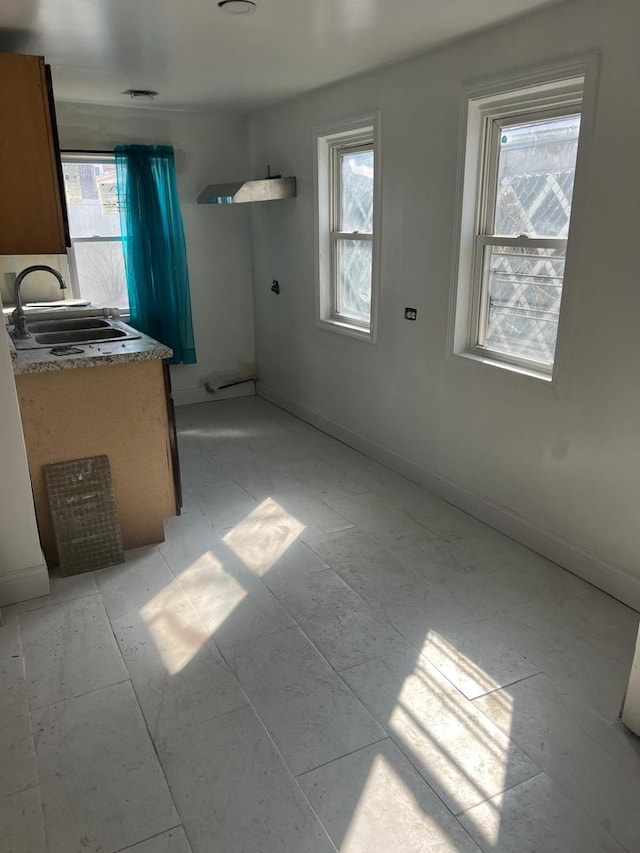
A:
[[217, 0, 256, 13]]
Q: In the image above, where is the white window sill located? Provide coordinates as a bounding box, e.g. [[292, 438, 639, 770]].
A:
[[317, 317, 376, 343], [453, 350, 553, 384]]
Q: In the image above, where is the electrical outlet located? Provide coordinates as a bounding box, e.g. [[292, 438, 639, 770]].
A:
[[404, 307, 417, 320]]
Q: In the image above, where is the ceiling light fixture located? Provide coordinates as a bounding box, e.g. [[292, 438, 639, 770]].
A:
[[218, 0, 256, 13], [123, 89, 159, 102]]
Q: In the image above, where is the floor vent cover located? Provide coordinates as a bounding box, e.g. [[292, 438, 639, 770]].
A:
[[44, 455, 124, 576]]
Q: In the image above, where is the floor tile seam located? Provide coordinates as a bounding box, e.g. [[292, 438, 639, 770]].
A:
[[0, 779, 41, 799], [380, 715, 531, 819], [471, 671, 639, 768], [264, 562, 406, 646], [153, 691, 252, 747], [0, 653, 24, 666], [16, 588, 99, 617], [296, 736, 390, 779], [112, 823, 185, 853], [0, 649, 27, 680], [468, 670, 542, 702], [334, 659, 538, 814], [330, 635, 422, 676], [6, 606, 26, 662], [75, 585, 194, 847], [8, 612, 47, 845], [457, 703, 634, 845], [215, 613, 386, 845], [457, 767, 632, 853], [156, 542, 323, 661], [241, 615, 390, 740], [330, 669, 513, 842], [1, 784, 49, 852], [217, 623, 313, 673], [28, 676, 133, 715], [96, 577, 195, 833], [154, 547, 242, 665], [354, 611, 499, 706], [214, 619, 300, 662], [109, 658, 196, 853], [199, 677, 340, 853], [261, 564, 336, 596], [500, 724, 631, 853], [17, 590, 102, 620], [454, 770, 547, 819]]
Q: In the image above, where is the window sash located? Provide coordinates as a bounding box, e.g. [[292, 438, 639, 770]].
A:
[[480, 104, 581, 241], [70, 236, 122, 243], [330, 139, 374, 235], [67, 237, 128, 307], [61, 152, 127, 305], [329, 137, 374, 325], [470, 102, 581, 372], [330, 232, 373, 326]]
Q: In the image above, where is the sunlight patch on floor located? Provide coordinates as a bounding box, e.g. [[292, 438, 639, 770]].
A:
[[341, 752, 467, 852], [179, 426, 271, 440], [142, 500, 304, 673], [176, 550, 247, 637], [420, 630, 502, 697], [140, 570, 218, 675], [223, 498, 305, 574], [386, 657, 514, 841]]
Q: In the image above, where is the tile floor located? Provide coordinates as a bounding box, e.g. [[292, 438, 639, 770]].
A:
[[2, 396, 639, 853]]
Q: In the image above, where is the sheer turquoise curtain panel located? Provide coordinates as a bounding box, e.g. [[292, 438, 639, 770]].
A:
[[115, 144, 196, 365]]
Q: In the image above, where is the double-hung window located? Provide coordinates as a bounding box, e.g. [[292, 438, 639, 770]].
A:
[[454, 67, 591, 376], [61, 154, 129, 311], [316, 116, 380, 340]]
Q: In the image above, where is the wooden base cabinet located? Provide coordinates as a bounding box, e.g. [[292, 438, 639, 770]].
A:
[[15, 360, 179, 569]]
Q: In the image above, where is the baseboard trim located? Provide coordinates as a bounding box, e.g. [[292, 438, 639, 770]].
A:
[[173, 382, 256, 407], [258, 382, 640, 611], [0, 559, 50, 606]]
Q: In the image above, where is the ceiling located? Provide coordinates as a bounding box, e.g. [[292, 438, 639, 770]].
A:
[[0, 0, 560, 111]]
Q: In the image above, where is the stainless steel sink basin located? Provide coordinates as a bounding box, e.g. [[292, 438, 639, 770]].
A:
[[34, 328, 130, 345], [10, 317, 142, 350], [27, 318, 110, 333]]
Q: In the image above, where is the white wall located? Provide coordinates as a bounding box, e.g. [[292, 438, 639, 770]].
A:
[[56, 101, 255, 403], [621, 626, 640, 735], [248, 0, 640, 608], [0, 296, 49, 605]]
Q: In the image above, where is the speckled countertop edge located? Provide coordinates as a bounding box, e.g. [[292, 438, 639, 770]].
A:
[[9, 327, 172, 375], [6, 328, 17, 363]]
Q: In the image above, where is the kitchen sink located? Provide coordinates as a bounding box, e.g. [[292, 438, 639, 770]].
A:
[[27, 318, 111, 333], [10, 317, 142, 350], [34, 328, 131, 345]]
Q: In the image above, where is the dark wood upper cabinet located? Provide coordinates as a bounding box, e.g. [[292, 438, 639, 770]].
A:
[[0, 53, 69, 255]]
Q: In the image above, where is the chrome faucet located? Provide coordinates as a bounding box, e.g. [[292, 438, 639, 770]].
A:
[[11, 266, 67, 339]]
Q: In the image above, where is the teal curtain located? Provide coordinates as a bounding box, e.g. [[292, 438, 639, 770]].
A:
[[115, 144, 196, 365]]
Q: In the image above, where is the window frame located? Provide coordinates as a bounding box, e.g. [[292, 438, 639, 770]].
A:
[[315, 114, 381, 342], [450, 57, 598, 384], [61, 151, 129, 314]]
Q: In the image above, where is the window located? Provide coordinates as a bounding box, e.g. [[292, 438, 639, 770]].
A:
[[453, 67, 591, 376], [316, 116, 380, 340], [61, 154, 128, 310]]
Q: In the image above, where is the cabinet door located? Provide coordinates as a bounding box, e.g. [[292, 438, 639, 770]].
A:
[[0, 53, 68, 255]]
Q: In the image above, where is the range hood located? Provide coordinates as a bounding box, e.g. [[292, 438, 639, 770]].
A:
[[197, 174, 296, 205]]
